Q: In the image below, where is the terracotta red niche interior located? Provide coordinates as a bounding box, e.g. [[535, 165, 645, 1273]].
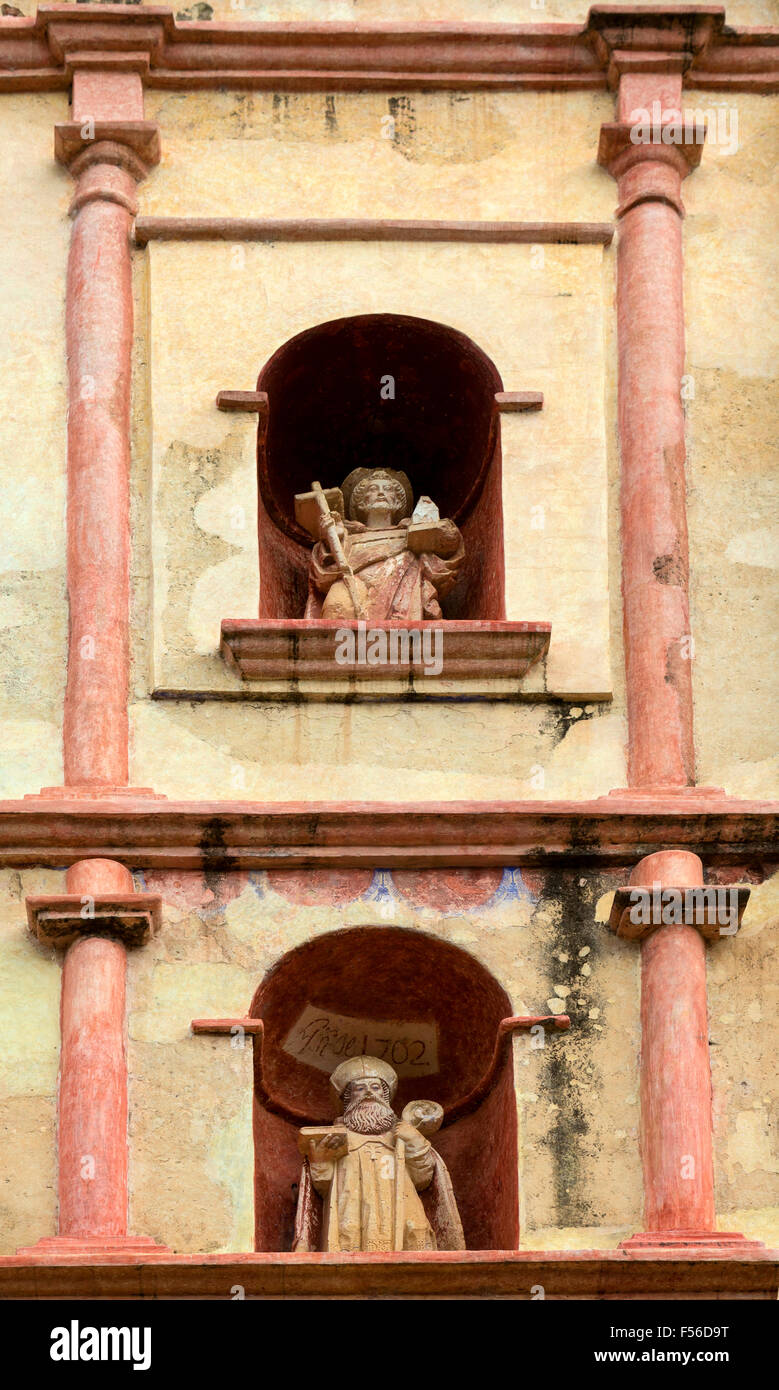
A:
[[250, 925, 518, 1252], [255, 314, 506, 622]]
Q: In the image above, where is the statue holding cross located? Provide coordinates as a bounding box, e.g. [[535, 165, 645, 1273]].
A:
[[295, 468, 465, 622]]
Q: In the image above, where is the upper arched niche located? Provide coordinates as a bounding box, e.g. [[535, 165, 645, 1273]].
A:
[[249, 925, 518, 1254], [255, 315, 506, 620]]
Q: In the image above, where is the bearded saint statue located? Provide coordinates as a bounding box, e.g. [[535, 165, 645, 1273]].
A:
[[297, 467, 465, 622], [292, 1055, 465, 1253]]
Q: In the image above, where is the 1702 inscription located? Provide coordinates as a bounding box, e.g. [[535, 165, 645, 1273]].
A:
[[282, 1004, 439, 1077]]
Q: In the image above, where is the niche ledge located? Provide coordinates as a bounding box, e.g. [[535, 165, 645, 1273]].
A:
[[219, 618, 551, 696]]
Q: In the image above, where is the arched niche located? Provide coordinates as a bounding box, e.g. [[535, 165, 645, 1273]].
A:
[[250, 926, 518, 1253], [255, 314, 505, 621]]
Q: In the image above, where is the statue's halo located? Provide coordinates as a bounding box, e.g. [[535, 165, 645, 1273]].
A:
[[341, 467, 413, 523]]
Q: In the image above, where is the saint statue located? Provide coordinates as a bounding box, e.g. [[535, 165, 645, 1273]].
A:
[[294, 467, 464, 622], [292, 1055, 465, 1253]]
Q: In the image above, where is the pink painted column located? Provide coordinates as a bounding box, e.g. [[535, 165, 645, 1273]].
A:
[[610, 850, 759, 1251], [599, 103, 700, 789], [54, 71, 159, 791], [58, 863, 131, 1240], [17, 65, 165, 1253], [19, 857, 165, 1254]]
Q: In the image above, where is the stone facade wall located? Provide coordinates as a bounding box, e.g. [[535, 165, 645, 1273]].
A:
[[2, 863, 777, 1254], [0, 7, 775, 1262]]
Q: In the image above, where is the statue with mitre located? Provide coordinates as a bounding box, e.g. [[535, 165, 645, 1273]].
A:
[[292, 1055, 465, 1253], [294, 467, 465, 621]]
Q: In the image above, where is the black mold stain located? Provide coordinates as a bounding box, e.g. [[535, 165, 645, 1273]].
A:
[[175, 2, 213, 19], [538, 871, 609, 1227], [324, 94, 338, 136], [200, 817, 235, 892], [272, 93, 290, 136], [539, 702, 600, 751], [387, 96, 417, 159]]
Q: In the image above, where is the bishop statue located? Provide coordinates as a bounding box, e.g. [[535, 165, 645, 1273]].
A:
[[292, 1055, 465, 1253]]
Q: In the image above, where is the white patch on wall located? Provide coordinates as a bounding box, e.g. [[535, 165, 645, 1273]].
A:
[[282, 1004, 439, 1077]]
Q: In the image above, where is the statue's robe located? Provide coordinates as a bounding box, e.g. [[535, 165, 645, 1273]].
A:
[[292, 1125, 465, 1253], [304, 517, 464, 622]]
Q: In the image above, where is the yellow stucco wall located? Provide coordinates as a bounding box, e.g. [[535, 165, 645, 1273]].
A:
[[0, 94, 69, 800], [684, 93, 779, 798], [8, 1, 774, 26]]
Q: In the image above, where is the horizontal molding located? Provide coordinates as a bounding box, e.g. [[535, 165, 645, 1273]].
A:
[[0, 1250, 777, 1299], [0, 8, 775, 94], [0, 796, 775, 869], [135, 218, 614, 247]]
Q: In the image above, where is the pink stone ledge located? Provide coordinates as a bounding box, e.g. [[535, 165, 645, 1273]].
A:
[[220, 619, 551, 682]]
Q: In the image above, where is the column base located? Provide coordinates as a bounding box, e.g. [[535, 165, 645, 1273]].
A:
[[24, 786, 166, 800], [601, 786, 726, 800], [16, 1235, 170, 1257], [620, 1230, 764, 1253]]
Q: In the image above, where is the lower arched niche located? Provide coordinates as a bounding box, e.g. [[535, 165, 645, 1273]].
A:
[[250, 925, 518, 1253]]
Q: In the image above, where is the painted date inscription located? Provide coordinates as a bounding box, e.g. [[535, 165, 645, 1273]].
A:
[[283, 1004, 439, 1077]]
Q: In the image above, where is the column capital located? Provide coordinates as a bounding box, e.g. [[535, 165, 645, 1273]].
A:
[[597, 119, 704, 216], [607, 850, 750, 941], [26, 892, 162, 948], [55, 119, 160, 179]]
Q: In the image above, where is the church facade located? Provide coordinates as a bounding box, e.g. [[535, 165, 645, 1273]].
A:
[[0, 1, 777, 1299]]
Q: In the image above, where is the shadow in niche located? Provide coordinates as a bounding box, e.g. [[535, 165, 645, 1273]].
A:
[[255, 314, 506, 621], [250, 926, 518, 1253]]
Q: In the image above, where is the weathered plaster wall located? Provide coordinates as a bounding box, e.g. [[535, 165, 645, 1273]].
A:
[[128, 86, 627, 801], [708, 867, 779, 1249], [149, 2, 779, 28], [685, 93, 779, 800], [0, 94, 68, 799], [125, 865, 645, 1253], [0, 869, 61, 1251], [7, 0, 774, 22], [3, 866, 771, 1255]]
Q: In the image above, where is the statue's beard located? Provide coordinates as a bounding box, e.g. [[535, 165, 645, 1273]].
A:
[[343, 1098, 397, 1135], [363, 502, 394, 529]]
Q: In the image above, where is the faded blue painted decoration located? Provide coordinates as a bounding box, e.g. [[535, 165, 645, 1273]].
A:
[[484, 867, 537, 908], [363, 868, 397, 903]]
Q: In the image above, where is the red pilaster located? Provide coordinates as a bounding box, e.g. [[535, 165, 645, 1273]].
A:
[[18, 850, 166, 1255], [599, 120, 701, 788], [592, 9, 727, 789], [609, 850, 761, 1251], [55, 67, 159, 791]]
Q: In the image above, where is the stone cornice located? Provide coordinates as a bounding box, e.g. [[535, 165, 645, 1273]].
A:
[[0, 796, 775, 869], [0, 5, 775, 94], [0, 1249, 777, 1299]]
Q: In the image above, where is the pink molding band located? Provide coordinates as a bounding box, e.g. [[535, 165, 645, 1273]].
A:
[[0, 797, 775, 869], [0, 8, 776, 93]]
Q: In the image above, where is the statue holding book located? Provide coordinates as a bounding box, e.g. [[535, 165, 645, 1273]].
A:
[[292, 1055, 465, 1253]]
